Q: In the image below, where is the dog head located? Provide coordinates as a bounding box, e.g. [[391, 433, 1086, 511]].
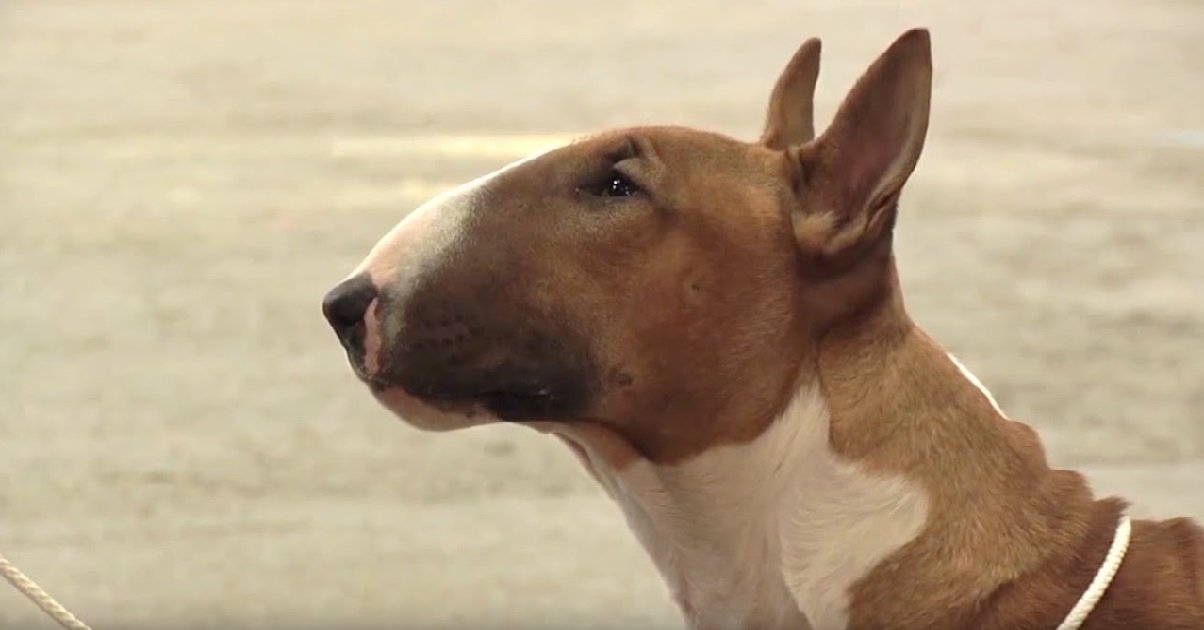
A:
[[323, 30, 932, 463]]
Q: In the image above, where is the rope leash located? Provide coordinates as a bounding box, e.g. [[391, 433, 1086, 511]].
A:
[[1056, 515, 1132, 630], [0, 550, 92, 630]]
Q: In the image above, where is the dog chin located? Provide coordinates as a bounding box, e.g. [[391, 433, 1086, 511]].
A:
[[371, 386, 497, 431]]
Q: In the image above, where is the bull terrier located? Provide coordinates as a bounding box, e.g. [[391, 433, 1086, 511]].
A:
[[322, 29, 1204, 629]]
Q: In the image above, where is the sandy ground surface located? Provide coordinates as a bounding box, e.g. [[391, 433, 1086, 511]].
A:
[[1, 1, 1201, 628]]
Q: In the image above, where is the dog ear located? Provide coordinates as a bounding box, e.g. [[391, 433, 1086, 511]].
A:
[[791, 29, 931, 263], [759, 38, 822, 149]]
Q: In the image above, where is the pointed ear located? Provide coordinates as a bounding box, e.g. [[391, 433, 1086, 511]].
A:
[[759, 38, 822, 150], [792, 29, 932, 261]]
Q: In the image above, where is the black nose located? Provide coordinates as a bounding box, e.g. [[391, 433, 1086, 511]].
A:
[[322, 275, 378, 339]]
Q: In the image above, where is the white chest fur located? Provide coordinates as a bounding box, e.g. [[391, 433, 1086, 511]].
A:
[[557, 386, 930, 630]]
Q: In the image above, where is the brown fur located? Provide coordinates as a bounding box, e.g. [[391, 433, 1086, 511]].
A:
[[547, 129, 815, 463], [761, 38, 822, 150]]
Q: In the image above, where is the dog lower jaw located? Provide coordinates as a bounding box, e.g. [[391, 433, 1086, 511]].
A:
[[367, 364, 594, 433], [371, 385, 497, 432]]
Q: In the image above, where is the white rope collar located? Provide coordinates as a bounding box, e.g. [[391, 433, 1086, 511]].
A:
[[1056, 515, 1132, 630]]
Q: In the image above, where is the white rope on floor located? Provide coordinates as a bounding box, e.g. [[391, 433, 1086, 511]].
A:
[[0, 550, 92, 630]]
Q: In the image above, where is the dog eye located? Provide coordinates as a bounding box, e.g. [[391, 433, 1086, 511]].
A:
[[598, 170, 640, 198]]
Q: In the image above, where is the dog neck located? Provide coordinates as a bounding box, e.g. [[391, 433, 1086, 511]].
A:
[[559, 275, 1113, 630], [817, 284, 1113, 626], [559, 380, 927, 630]]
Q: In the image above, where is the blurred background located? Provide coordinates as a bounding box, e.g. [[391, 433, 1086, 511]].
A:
[[1, 0, 1201, 627]]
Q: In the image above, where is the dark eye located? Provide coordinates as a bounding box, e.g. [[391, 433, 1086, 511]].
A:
[[599, 170, 640, 197]]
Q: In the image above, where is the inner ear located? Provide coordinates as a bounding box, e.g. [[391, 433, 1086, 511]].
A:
[[759, 38, 822, 150], [792, 29, 932, 260]]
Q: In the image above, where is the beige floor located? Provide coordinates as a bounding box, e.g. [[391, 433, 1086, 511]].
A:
[[1, 1, 1202, 628]]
